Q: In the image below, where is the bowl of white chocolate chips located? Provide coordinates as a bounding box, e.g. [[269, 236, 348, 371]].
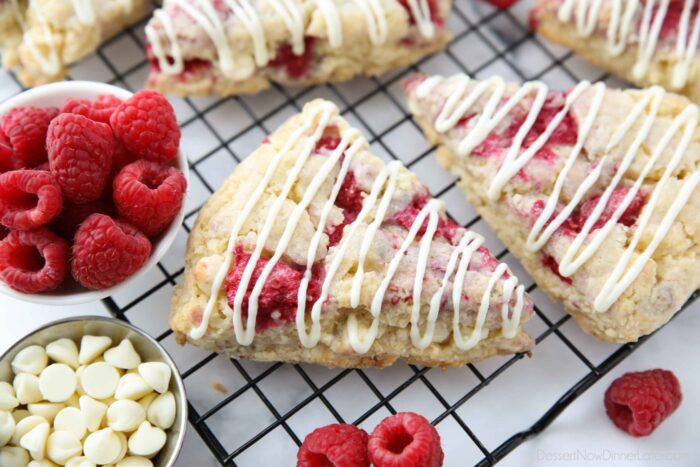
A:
[[0, 316, 187, 467]]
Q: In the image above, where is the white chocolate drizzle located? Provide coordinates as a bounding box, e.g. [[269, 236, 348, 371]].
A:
[[415, 74, 700, 312], [190, 102, 525, 354], [146, 0, 437, 78], [557, 0, 700, 89], [9, 0, 134, 75]]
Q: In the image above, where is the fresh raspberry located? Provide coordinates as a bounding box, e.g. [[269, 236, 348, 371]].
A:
[[604, 369, 682, 437], [0, 228, 69, 293], [71, 213, 152, 289], [110, 90, 180, 163], [484, 0, 519, 8], [0, 170, 63, 230], [0, 106, 59, 168], [112, 141, 138, 175], [0, 138, 13, 173], [566, 187, 645, 233], [47, 113, 115, 203], [61, 94, 123, 125], [368, 412, 443, 467], [113, 160, 186, 237], [52, 200, 112, 240], [297, 424, 369, 467], [0, 225, 8, 240], [269, 37, 315, 79]]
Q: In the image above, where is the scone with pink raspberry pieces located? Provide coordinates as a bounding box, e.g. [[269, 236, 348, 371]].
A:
[[0, 0, 148, 86], [170, 99, 534, 369], [404, 73, 700, 343], [530, 0, 700, 105], [145, 0, 452, 96]]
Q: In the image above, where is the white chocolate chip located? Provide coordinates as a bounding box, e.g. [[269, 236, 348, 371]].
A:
[[136, 363, 170, 394], [12, 416, 47, 446], [19, 421, 49, 460], [116, 457, 153, 467], [103, 341, 141, 370], [115, 374, 152, 401], [65, 457, 95, 467], [146, 392, 175, 430], [12, 346, 48, 376], [81, 363, 120, 400], [54, 407, 86, 440], [136, 394, 156, 414], [12, 410, 30, 423], [39, 365, 77, 403], [46, 339, 80, 369], [46, 430, 82, 465], [14, 374, 43, 404], [78, 336, 112, 365], [0, 411, 16, 447], [0, 446, 30, 467], [115, 431, 128, 463], [74, 367, 86, 397], [78, 397, 107, 433], [83, 428, 124, 465], [107, 400, 145, 433], [0, 382, 20, 411], [27, 403, 65, 424], [127, 422, 165, 458], [29, 460, 59, 467]]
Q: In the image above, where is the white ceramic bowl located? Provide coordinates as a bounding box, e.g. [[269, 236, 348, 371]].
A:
[[0, 316, 188, 467], [0, 81, 189, 305]]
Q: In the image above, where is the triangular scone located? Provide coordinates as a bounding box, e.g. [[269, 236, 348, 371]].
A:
[[531, 0, 700, 104], [404, 73, 700, 343], [0, 0, 148, 86], [169, 99, 534, 369], [145, 0, 452, 96]]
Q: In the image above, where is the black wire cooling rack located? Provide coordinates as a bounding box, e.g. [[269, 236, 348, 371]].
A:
[[2, 0, 699, 465]]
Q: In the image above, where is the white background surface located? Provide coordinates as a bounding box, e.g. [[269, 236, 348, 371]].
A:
[[1, 0, 700, 465]]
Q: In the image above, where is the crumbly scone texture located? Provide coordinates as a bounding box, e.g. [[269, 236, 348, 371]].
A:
[[169, 99, 534, 369], [0, 0, 149, 86], [146, 0, 452, 97], [532, 0, 700, 104], [405, 74, 700, 343]]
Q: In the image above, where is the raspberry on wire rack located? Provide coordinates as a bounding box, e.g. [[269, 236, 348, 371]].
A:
[[531, 0, 700, 105], [0, 0, 149, 86], [144, 0, 453, 96], [404, 73, 700, 343], [170, 98, 534, 369]]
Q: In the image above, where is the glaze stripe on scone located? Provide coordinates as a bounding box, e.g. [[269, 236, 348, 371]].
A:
[[170, 99, 534, 369], [404, 73, 700, 343], [0, 0, 148, 86], [144, 0, 452, 96], [531, 0, 700, 104]]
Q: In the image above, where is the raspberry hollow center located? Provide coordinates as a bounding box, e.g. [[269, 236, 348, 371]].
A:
[[10, 244, 45, 272], [387, 428, 414, 454]]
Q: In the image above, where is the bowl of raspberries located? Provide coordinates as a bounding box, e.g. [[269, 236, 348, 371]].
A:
[[0, 81, 188, 304]]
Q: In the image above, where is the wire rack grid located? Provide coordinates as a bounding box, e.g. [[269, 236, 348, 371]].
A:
[[1, 0, 698, 465]]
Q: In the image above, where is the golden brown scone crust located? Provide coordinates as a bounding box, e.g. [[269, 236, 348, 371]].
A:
[[170, 99, 534, 369], [0, 0, 149, 86], [532, 0, 700, 104], [406, 75, 700, 343], [146, 0, 452, 97]]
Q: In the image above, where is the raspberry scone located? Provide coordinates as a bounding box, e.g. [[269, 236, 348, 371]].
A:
[[169, 99, 534, 369], [145, 0, 452, 96], [531, 0, 700, 104], [0, 0, 148, 86], [405, 73, 700, 343]]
